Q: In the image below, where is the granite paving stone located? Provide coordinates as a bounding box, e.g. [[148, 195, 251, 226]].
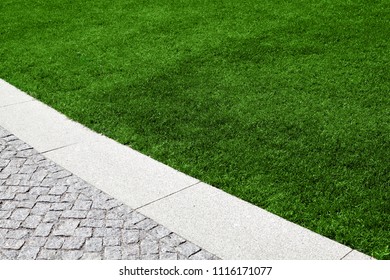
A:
[[0, 211, 11, 219], [22, 215, 43, 229], [6, 229, 29, 239], [48, 185, 68, 195], [43, 211, 62, 223], [37, 249, 57, 260], [176, 241, 201, 258], [74, 227, 93, 238], [33, 223, 53, 237], [85, 238, 103, 252], [0, 219, 21, 229], [53, 219, 80, 236], [17, 246, 40, 260], [31, 203, 51, 215], [104, 246, 122, 259], [45, 237, 65, 249], [3, 239, 25, 250], [10, 208, 30, 221], [26, 237, 47, 247], [81, 252, 102, 260], [62, 237, 86, 250], [103, 236, 120, 246], [60, 250, 83, 260], [0, 126, 217, 259]]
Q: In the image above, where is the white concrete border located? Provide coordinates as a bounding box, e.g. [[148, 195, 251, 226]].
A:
[[0, 79, 373, 260]]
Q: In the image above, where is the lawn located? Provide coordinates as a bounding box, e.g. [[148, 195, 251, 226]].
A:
[[0, 0, 389, 259]]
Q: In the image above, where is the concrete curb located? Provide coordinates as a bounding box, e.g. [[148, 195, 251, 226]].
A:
[[0, 79, 373, 260]]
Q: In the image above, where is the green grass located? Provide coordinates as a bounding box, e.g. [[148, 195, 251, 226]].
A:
[[1, 0, 389, 259]]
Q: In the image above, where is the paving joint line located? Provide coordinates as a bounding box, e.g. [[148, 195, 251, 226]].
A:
[[340, 249, 354, 260], [134, 181, 202, 211], [41, 142, 79, 154], [0, 99, 34, 109]]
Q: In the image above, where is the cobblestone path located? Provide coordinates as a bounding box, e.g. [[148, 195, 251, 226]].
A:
[[0, 126, 218, 260]]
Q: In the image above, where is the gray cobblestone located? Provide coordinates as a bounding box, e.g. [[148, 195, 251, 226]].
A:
[[5, 178, 21, 185], [61, 192, 79, 202], [15, 193, 38, 201], [0, 192, 15, 200], [62, 237, 86, 250], [122, 244, 139, 257], [31, 203, 51, 215], [80, 219, 104, 228], [104, 246, 121, 259], [19, 165, 38, 175], [21, 215, 42, 229], [85, 237, 103, 252], [0, 219, 21, 229], [93, 227, 120, 238], [1, 249, 18, 259], [140, 239, 159, 255], [0, 159, 10, 168], [103, 236, 120, 246], [149, 225, 171, 239], [62, 210, 88, 219], [122, 229, 140, 244], [77, 193, 91, 200], [72, 200, 92, 210], [8, 185, 29, 193], [9, 175, 30, 184], [141, 254, 159, 260], [2, 239, 25, 249], [0, 173, 10, 179], [160, 252, 178, 260], [81, 252, 102, 260], [43, 211, 62, 223], [60, 250, 83, 260], [30, 169, 48, 183], [10, 208, 30, 221], [87, 209, 105, 219], [45, 237, 65, 249], [0, 126, 217, 260], [177, 242, 201, 258], [1, 201, 18, 210], [30, 187, 49, 195], [106, 219, 123, 228], [48, 185, 68, 195], [74, 227, 93, 238], [37, 248, 57, 259], [53, 219, 80, 236], [37, 195, 60, 203], [17, 200, 35, 209], [0, 211, 11, 219], [107, 205, 132, 219], [6, 229, 29, 239], [40, 178, 57, 187], [135, 219, 158, 231], [160, 233, 186, 247], [160, 243, 176, 254], [26, 237, 47, 247], [33, 223, 53, 237], [17, 246, 40, 260], [48, 170, 72, 179], [50, 202, 72, 211]]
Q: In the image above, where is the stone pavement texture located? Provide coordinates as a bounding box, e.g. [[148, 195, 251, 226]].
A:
[[0, 126, 218, 260]]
